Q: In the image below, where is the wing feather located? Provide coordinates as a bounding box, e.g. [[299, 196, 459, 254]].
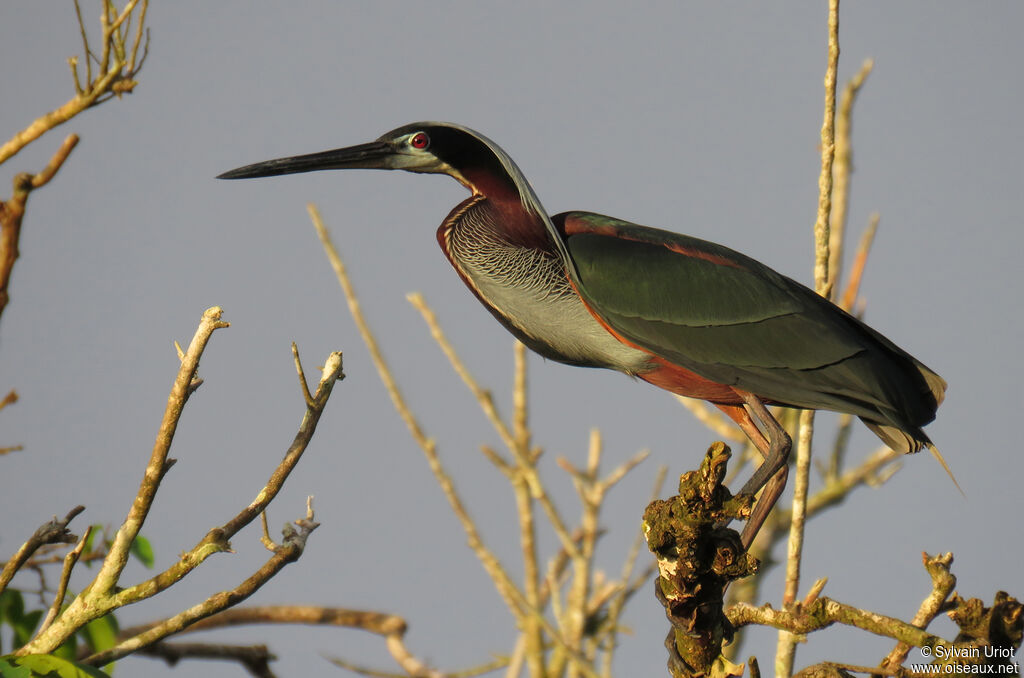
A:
[[555, 211, 942, 434]]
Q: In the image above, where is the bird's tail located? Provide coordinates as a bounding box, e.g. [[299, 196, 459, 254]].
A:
[[862, 419, 962, 495], [927, 442, 963, 496]]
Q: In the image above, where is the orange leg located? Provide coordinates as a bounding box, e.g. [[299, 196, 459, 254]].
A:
[[714, 392, 792, 548]]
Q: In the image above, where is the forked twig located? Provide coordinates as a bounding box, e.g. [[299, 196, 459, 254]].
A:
[[0, 506, 85, 595]]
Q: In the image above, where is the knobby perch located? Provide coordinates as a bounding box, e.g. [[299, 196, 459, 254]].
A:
[[644, 443, 757, 677]]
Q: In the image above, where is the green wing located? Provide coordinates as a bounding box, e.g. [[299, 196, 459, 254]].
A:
[[555, 211, 942, 432]]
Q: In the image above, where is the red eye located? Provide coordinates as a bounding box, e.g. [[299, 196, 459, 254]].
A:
[[410, 132, 430, 149]]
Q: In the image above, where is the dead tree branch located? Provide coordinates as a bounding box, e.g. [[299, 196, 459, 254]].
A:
[[0, 505, 84, 595]]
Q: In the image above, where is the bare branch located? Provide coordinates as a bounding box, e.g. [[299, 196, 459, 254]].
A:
[[778, 410, 816, 659], [879, 553, 956, 672], [15, 309, 229, 655], [674, 396, 745, 443], [409, 292, 581, 565], [138, 642, 277, 678], [778, 4, 840, 673], [0, 506, 84, 595], [838, 214, 879, 313], [812, 0, 840, 296], [730, 597, 942, 648], [291, 341, 316, 407], [600, 465, 667, 677], [311, 204, 528, 623], [36, 526, 93, 637], [85, 500, 320, 666], [407, 291, 516, 452], [828, 58, 874, 296], [99, 308, 228, 593], [0, 1, 148, 166], [102, 350, 342, 611], [17, 315, 342, 661], [0, 134, 80, 320], [314, 205, 610, 678], [127, 605, 461, 678]]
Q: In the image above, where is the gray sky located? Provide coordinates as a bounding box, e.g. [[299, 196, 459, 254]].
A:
[[3, 3, 1022, 676]]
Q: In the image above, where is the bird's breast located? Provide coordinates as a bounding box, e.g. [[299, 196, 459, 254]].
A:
[[439, 197, 652, 373]]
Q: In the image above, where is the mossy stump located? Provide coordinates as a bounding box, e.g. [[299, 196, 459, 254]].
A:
[[644, 442, 758, 677]]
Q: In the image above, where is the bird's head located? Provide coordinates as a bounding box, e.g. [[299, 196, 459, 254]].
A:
[[218, 122, 544, 217]]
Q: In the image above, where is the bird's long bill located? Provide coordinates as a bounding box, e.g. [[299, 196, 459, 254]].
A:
[[217, 140, 393, 180]]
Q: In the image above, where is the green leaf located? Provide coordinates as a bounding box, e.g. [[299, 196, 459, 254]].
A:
[[0, 590, 25, 626], [79, 615, 118, 655], [81, 527, 104, 567], [52, 636, 77, 662], [12, 611, 42, 648], [128, 536, 154, 569], [0, 653, 108, 678]]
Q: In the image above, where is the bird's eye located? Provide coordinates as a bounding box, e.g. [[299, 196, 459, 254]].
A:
[[410, 132, 430, 150]]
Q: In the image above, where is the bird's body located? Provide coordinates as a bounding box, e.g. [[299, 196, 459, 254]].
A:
[[440, 195, 653, 373], [219, 121, 949, 543], [431, 150, 943, 455]]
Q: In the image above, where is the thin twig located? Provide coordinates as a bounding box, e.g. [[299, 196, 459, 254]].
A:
[[138, 642, 277, 678], [85, 500, 320, 666], [0, 506, 84, 595], [879, 553, 956, 672], [311, 205, 527, 622], [727, 445, 902, 660], [72, 0, 93, 87], [731, 596, 948, 650], [508, 341, 545, 678], [291, 342, 315, 407], [0, 134, 80, 319], [828, 58, 874, 297], [314, 206, 605, 678], [36, 526, 93, 637], [406, 292, 516, 451], [17, 309, 227, 654], [812, 0, 840, 296], [782, 411, 816, 609], [839, 214, 879, 312], [407, 290, 579, 560], [560, 431, 603, 678], [674, 396, 745, 442], [100, 309, 228, 592], [777, 3, 840, 675], [600, 465, 667, 677], [121, 605, 406, 638], [1, 1, 148, 165], [21, 316, 343, 659]]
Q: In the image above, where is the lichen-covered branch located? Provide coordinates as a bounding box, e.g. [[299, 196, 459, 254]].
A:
[[879, 552, 957, 671], [14, 308, 227, 655], [84, 501, 320, 667], [36, 526, 93, 637], [827, 58, 873, 299], [15, 308, 342, 664], [727, 564, 1022, 676], [644, 443, 757, 677], [778, 2, 841, 673], [731, 597, 940, 648]]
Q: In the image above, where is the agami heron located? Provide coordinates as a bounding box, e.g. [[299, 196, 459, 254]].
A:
[[219, 122, 950, 545]]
